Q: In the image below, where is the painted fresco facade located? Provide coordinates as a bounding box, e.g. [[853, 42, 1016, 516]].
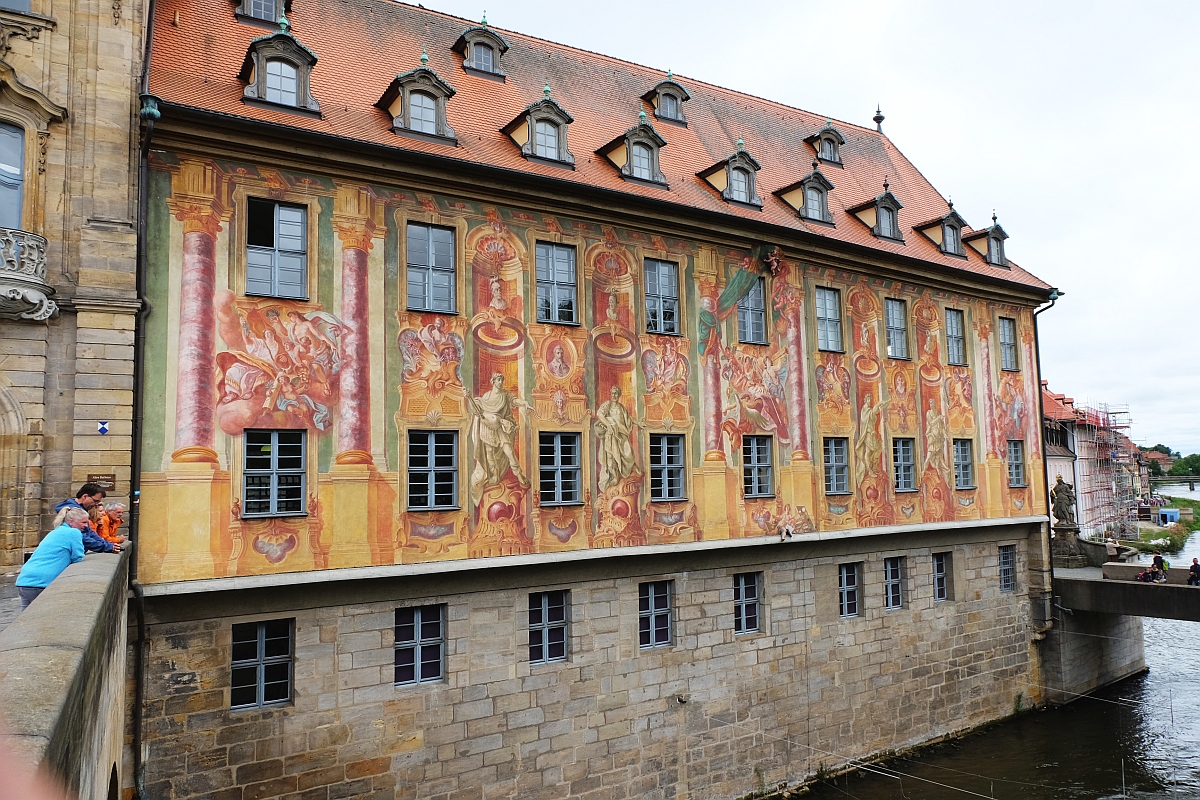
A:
[[138, 154, 1045, 585]]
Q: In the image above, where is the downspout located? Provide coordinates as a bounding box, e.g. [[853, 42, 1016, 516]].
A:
[[1032, 288, 1061, 637], [131, 0, 158, 794]]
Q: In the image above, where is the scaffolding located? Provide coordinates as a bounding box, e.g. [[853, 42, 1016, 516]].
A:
[[1075, 403, 1138, 539]]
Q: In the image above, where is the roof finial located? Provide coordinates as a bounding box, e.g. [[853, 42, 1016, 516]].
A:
[[992, 210, 998, 225], [420, 48, 428, 67], [543, 82, 551, 100], [736, 137, 744, 152], [278, 11, 290, 33], [811, 158, 819, 172], [883, 176, 890, 192], [482, 10, 488, 27], [825, 117, 832, 128], [667, 68, 673, 80], [639, 108, 647, 124], [948, 196, 954, 209], [873, 104, 885, 132]]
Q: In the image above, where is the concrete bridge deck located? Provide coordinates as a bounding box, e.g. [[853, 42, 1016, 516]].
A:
[[1055, 563, 1200, 622]]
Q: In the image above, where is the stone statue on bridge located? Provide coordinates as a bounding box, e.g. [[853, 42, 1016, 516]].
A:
[[1050, 476, 1077, 527]]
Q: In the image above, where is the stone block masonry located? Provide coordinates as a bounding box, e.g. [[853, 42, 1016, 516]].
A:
[[134, 522, 1043, 800]]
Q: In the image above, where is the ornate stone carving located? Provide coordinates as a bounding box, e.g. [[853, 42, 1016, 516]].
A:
[[0, 9, 55, 57], [0, 227, 56, 321]]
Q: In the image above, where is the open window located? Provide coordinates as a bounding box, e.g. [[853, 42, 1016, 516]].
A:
[[376, 64, 457, 143], [451, 23, 509, 79], [597, 111, 667, 186], [698, 141, 761, 208], [238, 18, 320, 114], [641, 74, 690, 126], [503, 86, 575, 167]]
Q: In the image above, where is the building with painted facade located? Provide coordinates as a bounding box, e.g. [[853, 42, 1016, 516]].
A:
[[131, 1, 1058, 797]]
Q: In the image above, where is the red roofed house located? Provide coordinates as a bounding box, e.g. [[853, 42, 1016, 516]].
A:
[[131, 1, 1062, 797]]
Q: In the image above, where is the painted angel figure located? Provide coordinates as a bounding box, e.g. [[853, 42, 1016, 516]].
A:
[[642, 340, 689, 393]]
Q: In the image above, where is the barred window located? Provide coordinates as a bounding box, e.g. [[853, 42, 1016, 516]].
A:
[[638, 581, 672, 648], [815, 287, 843, 351], [407, 223, 455, 313], [945, 308, 967, 366], [933, 552, 952, 601], [737, 276, 767, 344], [885, 298, 909, 359], [529, 590, 568, 664], [743, 435, 773, 498], [246, 199, 307, 299], [243, 430, 305, 518], [999, 317, 1019, 371], [230, 619, 292, 709], [644, 259, 679, 335], [823, 437, 849, 494], [536, 242, 577, 324], [892, 438, 915, 491], [884, 556, 905, 610], [649, 434, 685, 501], [395, 605, 444, 685], [999, 545, 1016, 593], [408, 431, 458, 510], [1007, 440, 1026, 487], [539, 433, 581, 506], [953, 438, 975, 489], [838, 563, 860, 618], [733, 572, 760, 634]]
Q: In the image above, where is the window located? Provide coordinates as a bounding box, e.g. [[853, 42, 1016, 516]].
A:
[[953, 439, 975, 489], [824, 437, 850, 494], [529, 590, 567, 664], [535, 243, 577, 324], [737, 276, 767, 344], [659, 93, 679, 120], [878, 206, 897, 238], [472, 43, 495, 72], [945, 309, 967, 366], [943, 222, 961, 255], [805, 186, 824, 220], [455, 27, 509, 76], [264, 60, 298, 106], [815, 287, 843, 351], [999, 545, 1016, 593], [733, 573, 760, 634], [644, 259, 679, 334], [409, 92, 438, 135], [1007, 440, 1026, 487], [892, 438, 915, 491], [243, 430, 305, 517], [534, 120, 559, 160], [730, 168, 751, 203], [742, 435, 774, 498], [246, 199, 307, 298], [999, 317, 1018, 371], [631, 143, 653, 181], [539, 432, 581, 506], [838, 563, 860, 618], [230, 619, 292, 709], [884, 557, 905, 610], [244, 0, 276, 20], [408, 431, 458, 510], [406, 223, 455, 313], [638, 581, 672, 648], [820, 137, 837, 161], [646, 80, 690, 125], [395, 605, 444, 684], [378, 68, 458, 141], [0, 122, 24, 230], [933, 552, 952, 601], [988, 235, 1006, 266], [884, 298, 908, 359], [649, 434, 685, 501]]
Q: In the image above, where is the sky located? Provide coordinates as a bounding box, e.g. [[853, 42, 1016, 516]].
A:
[[418, 0, 1200, 454]]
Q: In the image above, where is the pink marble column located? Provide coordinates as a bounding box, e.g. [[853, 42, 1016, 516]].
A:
[[784, 303, 811, 460], [334, 230, 374, 464]]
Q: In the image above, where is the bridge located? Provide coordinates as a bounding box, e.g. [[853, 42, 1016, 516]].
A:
[[1056, 562, 1200, 622], [1149, 475, 1200, 490]]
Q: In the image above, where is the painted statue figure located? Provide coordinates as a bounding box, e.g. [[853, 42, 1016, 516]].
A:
[[854, 393, 888, 488], [594, 386, 638, 491], [467, 373, 531, 498], [925, 398, 949, 474], [1050, 476, 1077, 526]]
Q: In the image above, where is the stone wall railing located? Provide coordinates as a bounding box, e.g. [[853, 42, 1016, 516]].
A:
[[0, 549, 129, 800], [0, 226, 57, 321]]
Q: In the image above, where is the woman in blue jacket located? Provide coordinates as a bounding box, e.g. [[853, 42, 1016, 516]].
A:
[[16, 507, 89, 610]]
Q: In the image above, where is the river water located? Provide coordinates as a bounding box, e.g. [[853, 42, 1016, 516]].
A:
[[804, 484, 1200, 800]]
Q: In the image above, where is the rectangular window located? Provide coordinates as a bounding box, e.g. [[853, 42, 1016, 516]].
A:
[[536, 243, 577, 324], [953, 438, 975, 489], [246, 199, 306, 299], [838, 563, 860, 618], [884, 556, 905, 610], [230, 619, 292, 709], [649, 434, 685, 501], [243, 430, 305, 518], [733, 572, 760, 634], [395, 605, 444, 685], [737, 276, 767, 344], [742, 435, 774, 498], [945, 308, 967, 366], [1007, 440, 1026, 487], [638, 581, 672, 648], [407, 431, 458, 510], [892, 438, 915, 492], [247, 0, 276, 20], [529, 590, 568, 664], [884, 298, 909, 359], [933, 552, 952, 602], [406, 223, 456, 313], [823, 437, 849, 494], [999, 317, 1019, 371], [999, 545, 1016, 593], [539, 432, 581, 505], [644, 259, 679, 335], [815, 287, 843, 351]]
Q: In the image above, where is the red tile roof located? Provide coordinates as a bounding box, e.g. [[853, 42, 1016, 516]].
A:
[[1042, 382, 1079, 422], [149, 0, 1051, 292]]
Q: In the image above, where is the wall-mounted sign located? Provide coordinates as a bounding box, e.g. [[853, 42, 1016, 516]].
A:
[[87, 473, 117, 494]]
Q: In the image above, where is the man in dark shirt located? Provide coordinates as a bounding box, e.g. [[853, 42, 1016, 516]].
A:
[[1189, 558, 1200, 587], [54, 483, 121, 554]]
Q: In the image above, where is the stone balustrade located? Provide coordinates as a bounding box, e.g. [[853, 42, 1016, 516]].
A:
[[0, 226, 57, 321]]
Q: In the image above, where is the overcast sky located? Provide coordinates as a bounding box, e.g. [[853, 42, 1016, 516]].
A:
[[419, 0, 1200, 454]]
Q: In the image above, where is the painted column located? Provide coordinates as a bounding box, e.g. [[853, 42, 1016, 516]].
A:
[[783, 284, 811, 461], [693, 247, 731, 539], [332, 186, 378, 465]]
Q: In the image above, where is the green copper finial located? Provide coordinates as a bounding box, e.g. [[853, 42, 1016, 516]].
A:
[[825, 117, 832, 127], [482, 10, 488, 27], [421, 48, 429, 66], [278, 12, 289, 32], [544, 82, 551, 100], [667, 68, 673, 80], [639, 108, 647, 123], [737, 137, 744, 151]]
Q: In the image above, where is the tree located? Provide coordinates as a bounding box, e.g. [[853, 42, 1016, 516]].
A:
[[1168, 453, 1200, 476], [1148, 459, 1164, 477]]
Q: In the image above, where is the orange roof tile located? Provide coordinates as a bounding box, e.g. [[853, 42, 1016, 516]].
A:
[[1042, 385, 1079, 422], [149, 0, 1051, 292]]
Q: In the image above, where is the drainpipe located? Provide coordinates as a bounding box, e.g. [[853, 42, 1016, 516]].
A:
[[1033, 288, 1061, 631]]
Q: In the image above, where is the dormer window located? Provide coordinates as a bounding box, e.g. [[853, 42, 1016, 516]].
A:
[[698, 143, 762, 208], [597, 112, 667, 186], [988, 234, 1006, 266], [730, 168, 751, 203], [964, 214, 1009, 267], [535, 120, 559, 160], [239, 21, 320, 114], [472, 43, 494, 72], [234, 0, 292, 24], [944, 221, 960, 253], [806, 121, 846, 166], [819, 137, 837, 161], [504, 87, 575, 167], [376, 64, 457, 143], [878, 206, 897, 238], [775, 162, 833, 223], [915, 205, 967, 256], [642, 75, 691, 126], [452, 24, 510, 79], [805, 186, 824, 219], [631, 143, 654, 181]]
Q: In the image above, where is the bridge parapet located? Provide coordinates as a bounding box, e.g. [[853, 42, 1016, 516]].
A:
[[1102, 562, 1196, 585]]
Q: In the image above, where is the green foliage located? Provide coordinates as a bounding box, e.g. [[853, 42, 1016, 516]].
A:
[[1148, 459, 1164, 476], [1168, 453, 1200, 476], [1141, 443, 1177, 456]]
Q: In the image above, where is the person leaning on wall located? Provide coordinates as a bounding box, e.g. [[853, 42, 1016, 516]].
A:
[[53, 482, 121, 554], [14, 507, 89, 610], [96, 502, 127, 545]]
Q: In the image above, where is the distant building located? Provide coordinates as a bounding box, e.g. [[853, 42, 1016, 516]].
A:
[[1143, 450, 1175, 473]]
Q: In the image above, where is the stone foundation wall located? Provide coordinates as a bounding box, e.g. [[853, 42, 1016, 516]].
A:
[[133, 524, 1041, 800], [1039, 610, 1145, 705]]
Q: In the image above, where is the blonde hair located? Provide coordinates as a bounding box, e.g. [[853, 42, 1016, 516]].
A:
[[58, 507, 89, 526]]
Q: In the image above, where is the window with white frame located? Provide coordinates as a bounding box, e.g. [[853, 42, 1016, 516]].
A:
[[395, 605, 444, 684], [638, 581, 672, 648], [988, 235, 1006, 266], [407, 431, 458, 510], [242, 0, 276, 20], [529, 590, 567, 664], [535, 243, 577, 324], [644, 259, 679, 335], [743, 435, 774, 498], [999, 317, 1019, 371], [820, 136, 838, 161], [953, 438, 975, 489], [824, 437, 849, 494], [630, 143, 654, 181], [659, 92, 679, 120], [649, 434, 685, 501], [409, 92, 438, 135], [805, 186, 824, 220], [243, 430, 305, 517], [534, 120, 559, 160], [884, 298, 909, 359], [838, 563, 860, 617], [406, 223, 455, 313], [999, 545, 1016, 593], [945, 308, 967, 366], [471, 43, 495, 72], [884, 556, 905, 610], [933, 551, 952, 601], [943, 221, 961, 255], [893, 438, 915, 491], [737, 276, 767, 344], [539, 432, 581, 505], [730, 168, 751, 203], [815, 287, 843, 351], [733, 572, 760, 634], [1007, 440, 1026, 487], [230, 619, 292, 709], [264, 60, 299, 106], [878, 205, 897, 238], [0, 122, 24, 230], [246, 199, 307, 298]]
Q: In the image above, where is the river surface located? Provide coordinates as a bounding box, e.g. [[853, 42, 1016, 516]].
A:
[[804, 484, 1200, 800]]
